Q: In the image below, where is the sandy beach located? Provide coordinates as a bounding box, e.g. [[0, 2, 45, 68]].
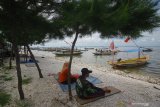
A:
[[1, 50, 160, 107]]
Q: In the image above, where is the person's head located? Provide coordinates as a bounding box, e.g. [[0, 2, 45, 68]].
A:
[[63, 62, 69, 68], [81, 68, 92, 78]]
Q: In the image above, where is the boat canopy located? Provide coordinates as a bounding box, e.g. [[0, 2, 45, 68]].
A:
[[122, 49, 141, 52]]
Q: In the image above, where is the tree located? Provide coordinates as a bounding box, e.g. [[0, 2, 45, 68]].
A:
[[57, 0, 160, 100], [0, 0, 65, 100], [89, 0, 160, 37]]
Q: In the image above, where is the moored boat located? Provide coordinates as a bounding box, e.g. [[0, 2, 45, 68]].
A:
[[142, 48, 152, 52], [55, 50, 82, 56], [108, 55, 149, 68], [93, 48, 118, 55]]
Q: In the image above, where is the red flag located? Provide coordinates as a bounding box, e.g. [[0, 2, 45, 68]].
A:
[[124, 37, 130, 43], [110, 41, 114, 50]]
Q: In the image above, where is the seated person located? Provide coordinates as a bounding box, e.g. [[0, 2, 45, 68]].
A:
[[58, 62, 79, 84], [76, 68, 111, 99], [117, 58, 122, 62]]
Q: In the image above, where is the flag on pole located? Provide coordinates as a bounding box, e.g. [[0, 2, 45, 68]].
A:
[[124, 37, 130, 43], [110, 41, 114, 50]]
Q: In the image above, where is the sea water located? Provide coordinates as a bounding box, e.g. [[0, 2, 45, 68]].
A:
[[54, 46, 160, 78]]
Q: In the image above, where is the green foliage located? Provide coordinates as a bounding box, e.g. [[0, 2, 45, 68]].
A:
[[22, 77, 32, 85], [57, 0, 160, 39], [0, 0, 64, 45], [0, 0, 159, 44], [0, 91, 11, 107], [88, 0, 160, 37]]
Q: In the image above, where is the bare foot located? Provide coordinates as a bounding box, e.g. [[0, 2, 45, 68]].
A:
[[102, 87, 111, 93], [105, 89, 111, 93]]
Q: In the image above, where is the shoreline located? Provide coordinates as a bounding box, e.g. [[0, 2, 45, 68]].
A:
[[1, 50, 160, 107], [48, 50, 160, 85]]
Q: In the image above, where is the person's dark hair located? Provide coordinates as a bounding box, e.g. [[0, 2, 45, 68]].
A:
[[81, 68, 92, 75]]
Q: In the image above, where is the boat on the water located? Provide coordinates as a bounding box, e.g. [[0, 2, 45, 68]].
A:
[[108, 55, 149, 68], [142, 48, 152, 52], [93, 49, 118, 55], [55, 50, 82, 56]]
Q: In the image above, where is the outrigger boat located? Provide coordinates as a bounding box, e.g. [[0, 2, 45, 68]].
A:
[[108, 37, 150, 68], [142, 48, 152, 52], [93, 41, 119, 55], [55, 50, 82, 56], [108, 55, 149, 68], [93, 49, 118, 55]]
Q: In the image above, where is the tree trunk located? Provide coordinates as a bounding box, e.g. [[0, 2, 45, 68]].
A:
[[0, 50, 3, 66], [68, 30, 79, 100], [26, 47, 28, 62], [24, 46, 28, 62], [13, 43, 25, 100], [9, 46, 13, 69], [26, 45, 43, 78]]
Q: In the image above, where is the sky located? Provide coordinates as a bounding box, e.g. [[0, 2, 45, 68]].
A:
[[32, 2, 160, 48], [32, 27, 160, 48]]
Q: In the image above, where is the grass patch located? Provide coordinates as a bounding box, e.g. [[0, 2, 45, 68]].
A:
[[22, 77, 32, 85], [1, 66, 15, 73], [0, 91, 11, 107], [4, 76, 13, 81], [0, 66, 12, 76], [0, 75, 13, 81], [15, 99, 33, 107], [4, 72, 10, 74], [0, 75, 7, 78], [3, 66, 13, 70]]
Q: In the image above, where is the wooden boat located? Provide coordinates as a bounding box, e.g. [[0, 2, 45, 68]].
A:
[[93, 49, 118, 55], [108, 55, 149, 68], [93, 51, 112, 55], [55, 50, 82, 56], [93, 41, 119, 55], [142, 48, 152, 52]]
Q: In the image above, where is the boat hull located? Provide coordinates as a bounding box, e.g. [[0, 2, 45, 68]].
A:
[[108, 56, 149, 68], [93, 52, 112, 55], [93, 51, 117, 55], [55, 52, 82, 56]]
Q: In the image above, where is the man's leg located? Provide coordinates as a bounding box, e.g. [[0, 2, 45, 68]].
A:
[[86, 87, 105, 99]]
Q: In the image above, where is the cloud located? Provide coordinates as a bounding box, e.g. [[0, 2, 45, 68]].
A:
[[32, 28, 160, 47]]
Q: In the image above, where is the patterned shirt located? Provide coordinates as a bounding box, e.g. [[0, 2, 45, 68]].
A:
[[76, 76, 97, 98]]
